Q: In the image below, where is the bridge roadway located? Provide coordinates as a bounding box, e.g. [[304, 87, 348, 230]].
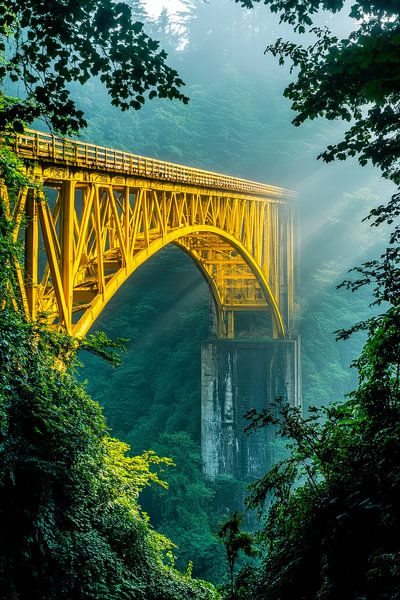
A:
[[1, 129, 295, 339]]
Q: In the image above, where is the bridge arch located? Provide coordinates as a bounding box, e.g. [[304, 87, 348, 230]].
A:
[[74, 225, 285, 339], [2, 129, 295, 341]]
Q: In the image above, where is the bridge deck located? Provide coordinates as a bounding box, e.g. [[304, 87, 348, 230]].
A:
[[7, 129, 293, 201]]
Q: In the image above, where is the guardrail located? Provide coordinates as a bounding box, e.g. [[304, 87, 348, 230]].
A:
[[5, 129, 294, 200]]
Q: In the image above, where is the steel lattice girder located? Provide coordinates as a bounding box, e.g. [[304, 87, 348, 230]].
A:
[[2, 130, 295, 339]]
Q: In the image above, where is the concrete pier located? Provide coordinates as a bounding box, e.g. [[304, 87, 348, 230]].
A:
[[201, 338, 301, 480]]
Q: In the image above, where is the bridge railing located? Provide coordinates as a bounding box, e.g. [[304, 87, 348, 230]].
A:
[[7, 129, 294, 200]]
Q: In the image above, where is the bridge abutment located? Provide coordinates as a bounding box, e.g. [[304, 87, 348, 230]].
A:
[[201, 336, 301, 480]]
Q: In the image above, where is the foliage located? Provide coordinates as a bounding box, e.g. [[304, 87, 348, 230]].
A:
[[2, 0, 388, 592], [217, 511, 255, 598], [0, 0, 188, 134], [145, 432, 228, 584], [79, 331, 129, 368], [238, 301, 400, 598], [227, 0, 400, 597], [0, 1, 220, 595]]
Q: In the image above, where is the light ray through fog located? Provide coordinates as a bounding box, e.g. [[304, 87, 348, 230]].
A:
[[137, 267, 207, 347], [85, 247, 209, 345], [144, 0, 185, 18], [298, 165, 386, 245]]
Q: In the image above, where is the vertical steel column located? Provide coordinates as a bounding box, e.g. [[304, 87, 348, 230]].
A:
[[287, 207, 294, 334], [93, 186, 105, 295], [124, 186, 130, 251], [60, 181, 75, 332], [24, 189, 38, 320]]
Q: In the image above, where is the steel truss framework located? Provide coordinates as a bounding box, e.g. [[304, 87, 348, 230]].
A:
[[2, 130, 295, 339]]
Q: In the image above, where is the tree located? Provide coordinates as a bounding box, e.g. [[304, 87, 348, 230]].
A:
[[217, 511, 255, 598], [0, 243, 218, 599], [0, 0, 188, 134], [145, 432, 224, 582], [228, 0, 400, 597], [240, 305, 400, 598]]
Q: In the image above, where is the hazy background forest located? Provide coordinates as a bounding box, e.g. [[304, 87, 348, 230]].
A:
[[66, 0, 391, 585]]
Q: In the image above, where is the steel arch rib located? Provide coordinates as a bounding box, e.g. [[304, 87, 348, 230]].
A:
[[175, 242, 225, 312], [72, 225, 285, 339]]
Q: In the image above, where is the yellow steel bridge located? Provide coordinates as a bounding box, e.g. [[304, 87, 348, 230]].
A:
[[1, 130, 295, 339]]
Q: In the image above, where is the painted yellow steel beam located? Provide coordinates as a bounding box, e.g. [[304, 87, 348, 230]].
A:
[[5, 129, 294, 201], [24, 189, 38, 320]]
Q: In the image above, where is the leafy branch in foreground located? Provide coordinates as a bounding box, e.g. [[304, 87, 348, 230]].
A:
[[79, 330, 129, 367], [230, 7, 400, 597], [0, 0, 188, 134]]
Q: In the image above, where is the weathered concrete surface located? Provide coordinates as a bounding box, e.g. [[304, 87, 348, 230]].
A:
[[201, 338, 302, 480]]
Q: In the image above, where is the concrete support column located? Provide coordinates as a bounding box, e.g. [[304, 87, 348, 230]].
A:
[[201, 337, 302, 480]]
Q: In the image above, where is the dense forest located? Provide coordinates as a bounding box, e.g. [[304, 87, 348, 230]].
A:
[[79, 0, 388, 584], [1, 0, 399, 598]]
